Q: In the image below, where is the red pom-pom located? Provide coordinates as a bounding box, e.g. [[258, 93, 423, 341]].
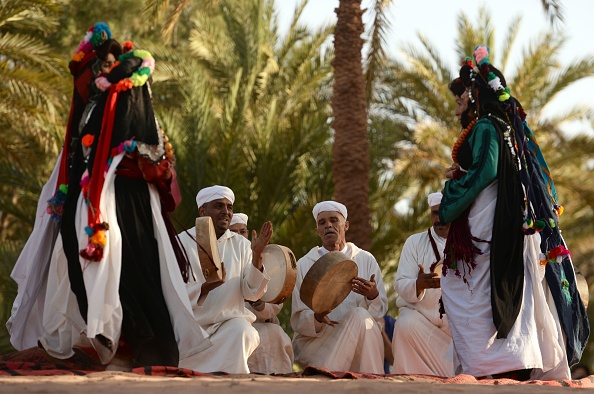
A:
[[123, 41, 133, 53]]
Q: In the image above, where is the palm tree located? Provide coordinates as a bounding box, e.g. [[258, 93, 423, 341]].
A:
[[145, 0, 336, 334], [331, 0, 371, 249], [0, 0, 66, 353], [150, 0, 334, 232], [540, 0, 564, 24]]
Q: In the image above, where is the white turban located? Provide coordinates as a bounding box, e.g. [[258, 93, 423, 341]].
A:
[[195, 185, 235, 208], [231, 213, 248, 226], [312, 201, 348, 221], [427, 192, 443, 207]]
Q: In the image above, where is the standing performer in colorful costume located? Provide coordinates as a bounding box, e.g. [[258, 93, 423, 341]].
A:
[[440, 45, 588, 380], [7, 23, 210, 368]]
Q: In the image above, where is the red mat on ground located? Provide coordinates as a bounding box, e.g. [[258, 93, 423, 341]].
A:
[[0, 347, 105, 376], [290, 365, 594, 387], [2, 350, 594, 388]]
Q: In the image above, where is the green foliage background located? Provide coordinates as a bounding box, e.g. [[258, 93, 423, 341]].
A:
[[1, 0, 593, 371]]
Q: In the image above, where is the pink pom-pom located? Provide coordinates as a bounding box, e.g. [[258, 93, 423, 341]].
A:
[[85, 243, 96, 255], [95, 76, 111, 91], [474, 45, 489, 64], [140, 57, 155, 73], [80, 174, 90, 187]]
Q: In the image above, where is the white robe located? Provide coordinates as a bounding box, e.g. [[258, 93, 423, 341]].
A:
[[441, 181, 568, 378], [392, 227, 453, 377], [8, 152, 211, 364], [291, 243, 388, 373], [178, 228, 270, 373], [247, 302, 294, 374], [7, 153, 62, 350]]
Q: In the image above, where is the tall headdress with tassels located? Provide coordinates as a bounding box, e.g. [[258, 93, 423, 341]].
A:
[[77, 49, 156, 263], [47, 22, 112, 222]]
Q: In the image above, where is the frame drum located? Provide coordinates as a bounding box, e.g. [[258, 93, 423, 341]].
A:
[[300, 251, 358, 314], [575, 271, 589, 309], [431, 262, 444, 276], [260, 244, 297, 304], [195, 216, 223, 283]]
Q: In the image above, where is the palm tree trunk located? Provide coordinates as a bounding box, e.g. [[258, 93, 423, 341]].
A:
[[331, 0, 371, 250]]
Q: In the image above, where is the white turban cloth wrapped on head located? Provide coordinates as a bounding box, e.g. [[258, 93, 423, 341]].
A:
[[312, 201, 348, 221], [196, 185, 235, 208], [231, 213, 248, 226], [427, 192, 443, 207]]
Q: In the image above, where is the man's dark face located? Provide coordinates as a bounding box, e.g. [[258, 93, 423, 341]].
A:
[[430, 204, 449, 239], [199, 198, 233, 238]]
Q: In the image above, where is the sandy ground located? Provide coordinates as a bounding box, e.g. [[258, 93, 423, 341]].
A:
[[0, 372, 584, 393]]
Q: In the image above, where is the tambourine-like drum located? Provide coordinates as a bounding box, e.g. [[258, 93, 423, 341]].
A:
[[432, 262, 444, 276], [575, 271, 589, 309], [195, 217, 223, 283], [260, 244, 297, 304], [300, 251, 358, 314]]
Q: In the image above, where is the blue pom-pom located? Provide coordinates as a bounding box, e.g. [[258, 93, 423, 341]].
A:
[[85, 226, 94, 236], [93, 22, 112, 38], [124, 140, 137, 153], [90, 22, 112, 47]]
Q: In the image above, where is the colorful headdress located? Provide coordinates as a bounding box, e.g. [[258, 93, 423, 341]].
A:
[[472, 45, 511, 102], [69, 22, 112, 75]]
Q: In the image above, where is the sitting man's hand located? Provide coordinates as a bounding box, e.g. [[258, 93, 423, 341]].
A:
[[249, 299, 266, 312], [314, 310, 338, 327], [352, 274, 379, 300], [415, 264, 440, 297], [201, 262, 227, 296]]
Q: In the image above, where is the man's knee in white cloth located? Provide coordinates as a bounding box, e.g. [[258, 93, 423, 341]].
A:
[[212, 318, 260, 353], [344, 307, 377, 330], [392, 309, 422, 342]]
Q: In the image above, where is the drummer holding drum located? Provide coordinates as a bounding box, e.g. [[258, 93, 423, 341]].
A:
[[392, 191, 454, 377], [177, 185, 273, 374], [290, 201, 388, 373], [230, 213, 295, 374]]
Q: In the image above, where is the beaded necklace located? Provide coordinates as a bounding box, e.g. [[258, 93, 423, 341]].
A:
[[451, 118, 477, 163], [486, 113, 521, 170]]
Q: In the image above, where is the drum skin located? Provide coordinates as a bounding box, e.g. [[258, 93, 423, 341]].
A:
[[195, 216, 223, 283], [575, 271, 589, 309], [300, 251, 358, 314], [260, 244, 297, 304]]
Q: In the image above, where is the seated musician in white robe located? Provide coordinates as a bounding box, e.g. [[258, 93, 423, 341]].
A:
[[291, 201, 388, 374], [229, 213, 294, 374], [177, 186, 272, 373], [392, 192, 454, 377]]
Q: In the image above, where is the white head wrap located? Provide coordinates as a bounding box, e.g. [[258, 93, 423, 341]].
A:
[[231, 213, 248, 226], [196, 185, 235, 208], [427, 192, 443, 207], [312, 201, 348, 221]]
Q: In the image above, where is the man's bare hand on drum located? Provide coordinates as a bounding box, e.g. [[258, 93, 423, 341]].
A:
[[314, 310, 338, 327], [352, 274, 379, 300], [251, 221, 273, 271], [416, 265, 440, 297], [248, 299, 266, 312], [201, 262, 227, 296]]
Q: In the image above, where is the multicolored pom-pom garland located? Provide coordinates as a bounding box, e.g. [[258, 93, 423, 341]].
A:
[[94, 50, 155, 93], [78, 140, 146, 262], [539, 245, 571, 266], [473, 45, 511, 102], [46, 184, 68, 222], [80, 221, 109, 262]]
